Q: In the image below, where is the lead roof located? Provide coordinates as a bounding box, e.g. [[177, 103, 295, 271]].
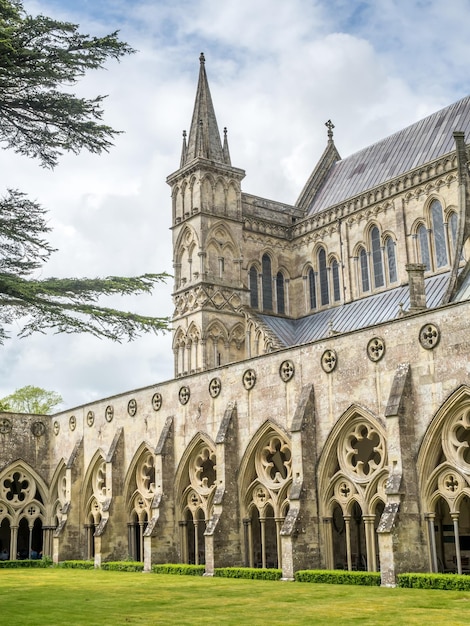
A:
[[307, 95, 470, 215]]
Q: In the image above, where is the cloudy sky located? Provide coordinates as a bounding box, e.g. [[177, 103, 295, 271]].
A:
[[2, 0, 470, 410]]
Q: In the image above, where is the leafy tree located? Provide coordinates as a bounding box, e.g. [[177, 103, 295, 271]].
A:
[[0, 0, 170, 342], [1, 385, 63, 414]]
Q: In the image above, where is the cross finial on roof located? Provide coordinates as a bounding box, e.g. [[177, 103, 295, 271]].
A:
[[325, 119, 335, 141], [199, 52, 205, 65]]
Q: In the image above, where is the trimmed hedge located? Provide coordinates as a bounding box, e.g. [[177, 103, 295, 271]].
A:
[[151, 563, 205, 576], [101, 561, 144, 572], [295, 569, 381, 586], [398, 572, 470, 591], [58, 560, 95, 569], [214, 567, 282, 580], [0, 558, 50, 569]]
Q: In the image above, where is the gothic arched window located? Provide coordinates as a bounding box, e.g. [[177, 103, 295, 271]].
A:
[[331, 259, 341, 302], [308, 268, 316, 310], [430, 200, 447, 268], [276, 272, 285, 314], [359, 247, 370, 292], [262, 254, 273, 311], [249, 266, 258, 309], [449, 211, 458, 253], [371, 226, 384, 288], [318, 247, 329, 306], [385, 236, 397, 283], [417, 224, 431, 270]]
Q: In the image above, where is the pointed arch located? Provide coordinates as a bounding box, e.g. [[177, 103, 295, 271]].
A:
[[175, 433, 217, 565], [205, 320, 229, 369], [238, 420, 291, 569], [0, 460, 50, 559], [317, 405, 387, 572], [123, 443, 156, 561], [261, 253, 273, 311]]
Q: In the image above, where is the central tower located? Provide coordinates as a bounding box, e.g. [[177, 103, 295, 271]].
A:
[[167, 54, 247, 377]]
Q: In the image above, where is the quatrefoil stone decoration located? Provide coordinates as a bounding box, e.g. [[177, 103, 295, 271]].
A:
[[0, 418, 12, 435], [105, 406, 114, 423], [53, 421, 60, 436], [321, 349, 338, 373], [209, 377, 222, 398], [179, 386, 190, 405], [152, 392, 162, 411], [128, 399, 137, 417], [367, 337, 385, 362], [87, 411, 95, 427], [419, 323, 440, 349], [69, 415, 76, 431], [31, 421, 45, 437], [279, 360, 295, 382], [242, 369, 256, 390]]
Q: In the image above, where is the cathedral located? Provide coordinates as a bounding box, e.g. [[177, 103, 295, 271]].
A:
[[2, 54, 470, 585]]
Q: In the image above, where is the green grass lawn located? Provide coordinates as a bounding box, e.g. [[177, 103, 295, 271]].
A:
[[1, 569, 469, 625]]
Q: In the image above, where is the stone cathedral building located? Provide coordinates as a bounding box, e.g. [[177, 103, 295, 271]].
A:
[[2, 55, 470, 585]]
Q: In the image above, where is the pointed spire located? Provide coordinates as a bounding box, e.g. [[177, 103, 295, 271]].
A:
[[222, 127, 231, 165], [183, 53, 225, 165], [180, 130, 187, 168]]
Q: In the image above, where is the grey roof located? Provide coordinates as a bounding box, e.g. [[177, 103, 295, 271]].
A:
[[307, 95, 470, 215], [259, 272, 450, 348]]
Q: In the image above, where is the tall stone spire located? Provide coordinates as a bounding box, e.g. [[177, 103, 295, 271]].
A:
[[182, 53, 228, 165]]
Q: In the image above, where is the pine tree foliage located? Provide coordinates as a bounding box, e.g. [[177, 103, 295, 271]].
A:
[[0, 0, 171, 342], [0, 0, 134, 167]]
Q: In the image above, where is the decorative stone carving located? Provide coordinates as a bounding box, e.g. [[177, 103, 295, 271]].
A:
[[2, 470, 33, 506], [136, 453, 156, 498], [128, 399, 137, 417], [340, 422, 385, 482], [367, 337, 385, 362], [419, 323, 440, 349], [208, 377, 222, 398], [179, 386, 190, 405], [255, 434, 292, 489], [31, 421, 45, 437], [242, 368, 256, 390], [53, 421, 60, 436], [189, 445, 216, 495], [86, 410, 95, 427], [152, 392, 163, 411], [443, 405, 470, 472], [279, 360, 295, 382], [69, 415, 76, 431], [105, 406, 114, 423], [0, 418, 12, 435], [321, 349, 337, 373]]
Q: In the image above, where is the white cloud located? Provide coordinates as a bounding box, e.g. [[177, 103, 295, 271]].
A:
[[1, 0, 469, 408]]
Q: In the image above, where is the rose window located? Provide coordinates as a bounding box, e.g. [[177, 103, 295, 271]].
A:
[[93, 461, 107, 500], [445, 406, 470, 471], [342, 423, 384, 480], [190, 446, 216, 495], [137, 454, 156, 497], [258, 435, 292, 487], [2, 471, 32, 504]]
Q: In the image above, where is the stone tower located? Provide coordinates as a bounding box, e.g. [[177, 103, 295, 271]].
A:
[[167, 54, 247, 377]]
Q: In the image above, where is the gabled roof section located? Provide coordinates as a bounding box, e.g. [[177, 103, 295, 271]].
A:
[[296, 121, 341, 212], [306, 95, 470, 215], [259, 272, 450, 348], [182, 53, 229, 166]]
